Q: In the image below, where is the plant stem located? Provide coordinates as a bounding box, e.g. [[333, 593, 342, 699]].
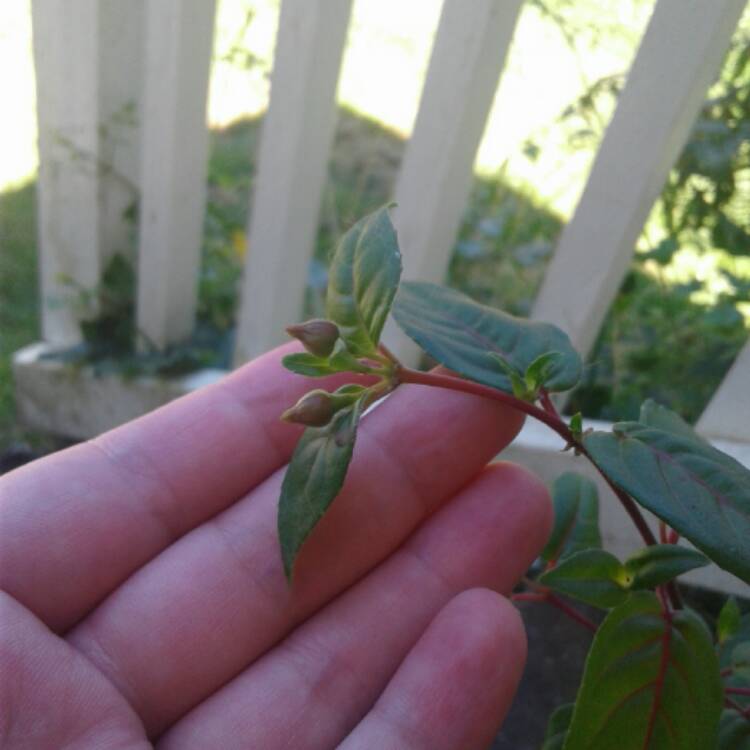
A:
[[644, 592, 673, 747], [377, 343, 403, 368], [581, 457, 659, 548], [726, 687, 750, 697], [546, 593, 599, 633], [397, 366, 659, 549], [539, 388, 560, 419], [511, 592, 547, 603], [520, 577, 599, 633], [665, 581, 683, 611], [397, 367, 575, 443]]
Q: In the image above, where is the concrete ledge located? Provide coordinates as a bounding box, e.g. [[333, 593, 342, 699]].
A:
[[12, 342, 226, 440], [12, 342, 749, 596]]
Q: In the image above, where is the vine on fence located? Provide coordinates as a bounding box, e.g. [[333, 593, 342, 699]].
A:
[[277, 206, 750, 749]]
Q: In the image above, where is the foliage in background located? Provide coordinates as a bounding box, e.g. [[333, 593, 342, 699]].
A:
[[540, 14, 750, 422], [0, 182, 45, 447]]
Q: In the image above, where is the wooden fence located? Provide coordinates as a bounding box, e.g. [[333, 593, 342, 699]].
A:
[[15, 0, 750, 593]]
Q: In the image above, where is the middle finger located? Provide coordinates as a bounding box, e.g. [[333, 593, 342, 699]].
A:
[[67, 380, 523, 736]]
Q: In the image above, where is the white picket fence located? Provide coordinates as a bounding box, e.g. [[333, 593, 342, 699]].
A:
[[14, 0, 750, 593]]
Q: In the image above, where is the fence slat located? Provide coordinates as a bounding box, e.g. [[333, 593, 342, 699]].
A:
[[32, 0, 143, 347], [384, 0, 523, 361], [234, 0, 354, 364], [531, 0, 746, 358], [97, 0, 144, 266], [697, 340, 750, 442], [32, 0, 99, 345], [136, 0, 216, 350]]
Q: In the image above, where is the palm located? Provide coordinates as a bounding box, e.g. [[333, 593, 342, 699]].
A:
[[0, 344, 550, 749]]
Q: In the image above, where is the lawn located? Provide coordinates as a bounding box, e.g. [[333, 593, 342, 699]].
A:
[[0, 181, 43, 447]]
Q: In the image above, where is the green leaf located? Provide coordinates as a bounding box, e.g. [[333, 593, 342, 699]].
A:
[[487, 352, 529, 399], [327, 340, 375, 374], [540, 549, 630, 609], [282, 352, 337, 377], [718, 598, 742, 645], [526, 350, 568, 391], [326, 205, 402, 356], [391, 281, 582, 394], [624, 544, 709, 590], [570, 412, 583, 439], [563, 591, 722, 750], [639, 399, 700, 441], [542, 473, 601, 563], [542, 704, 575, 750], [278, 397, 364, 579], [718, 709, 750, 750], [583, 411, 750, 584], [282, 343, 375, 379]]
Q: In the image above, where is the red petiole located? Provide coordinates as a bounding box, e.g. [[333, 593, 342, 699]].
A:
[[395, 365, 660, 550]]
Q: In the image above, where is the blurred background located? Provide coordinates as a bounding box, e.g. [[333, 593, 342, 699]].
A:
[[1, 0, 749, 452]]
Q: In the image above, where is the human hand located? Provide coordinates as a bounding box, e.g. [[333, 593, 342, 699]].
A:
[[0, 343, 550, 749]]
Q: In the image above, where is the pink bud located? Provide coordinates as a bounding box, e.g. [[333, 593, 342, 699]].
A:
[[281, 390, 334, 427], [285, 319, 340, 358]]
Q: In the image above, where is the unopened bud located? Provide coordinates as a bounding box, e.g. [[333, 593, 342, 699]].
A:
[[281, 390, 335, 427], [285, 319, 340, 358]]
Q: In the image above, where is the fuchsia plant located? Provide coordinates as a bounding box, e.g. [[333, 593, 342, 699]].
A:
[[278, 206, 750, 749]]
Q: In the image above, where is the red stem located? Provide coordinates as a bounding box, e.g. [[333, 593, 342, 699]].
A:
[[726, 687, 750, 697], [659, 521, 668, 544], [545, 593, 598, 633], [397, 367, 574, 442], [539, 388, 559, 418], [511, 592, 547, 603], [397, 366, 659, 549], [644, 591, 673, 747], [518, 578, 598, 632]]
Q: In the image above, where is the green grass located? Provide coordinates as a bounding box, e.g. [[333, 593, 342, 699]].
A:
[[0, 181, 39, 443]]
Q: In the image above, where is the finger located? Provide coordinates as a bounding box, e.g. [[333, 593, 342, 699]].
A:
[[0, 343, 372, 631], [339, 590, 526, 750], [157, 464, 548, 749], [0, 592, 149, 749], [68, 382, 525, 736]]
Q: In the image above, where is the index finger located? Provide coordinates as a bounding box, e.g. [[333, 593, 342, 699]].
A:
[[0, 343, 373, 632]]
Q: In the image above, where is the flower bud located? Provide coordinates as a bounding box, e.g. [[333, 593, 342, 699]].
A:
[[281, 390, 335, 427], [285, 319, 340, 358]]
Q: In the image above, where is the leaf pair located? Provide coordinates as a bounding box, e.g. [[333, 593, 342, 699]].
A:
[[584, 400, 750, 584], [540, 543, 709, 610], [278, 206, 402, 579]]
